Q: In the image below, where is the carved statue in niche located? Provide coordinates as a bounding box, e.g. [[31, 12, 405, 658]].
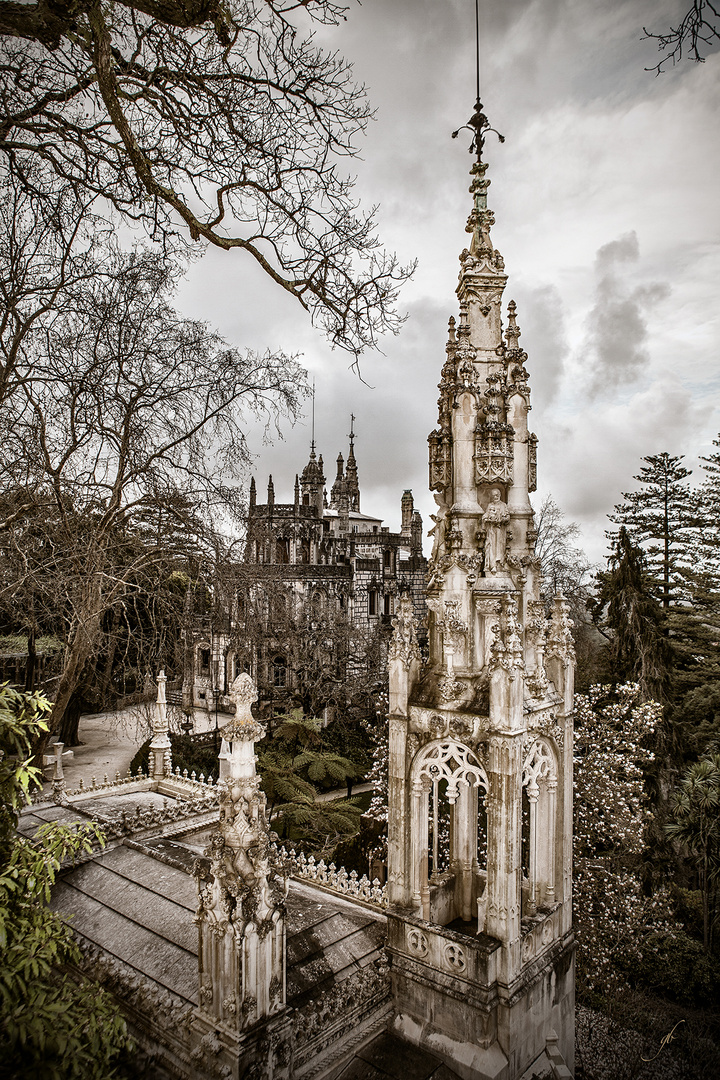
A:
[[428, 491, 449, 564], [482, 488, 510, 573]]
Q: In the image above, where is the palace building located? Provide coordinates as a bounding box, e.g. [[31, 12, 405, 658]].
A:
[[186, 427, 427, 720]]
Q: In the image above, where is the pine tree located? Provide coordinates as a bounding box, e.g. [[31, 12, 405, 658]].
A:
[[609, 453, 693, 609]]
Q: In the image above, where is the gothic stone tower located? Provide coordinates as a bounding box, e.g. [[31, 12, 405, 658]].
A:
[[386, 103, 575, 1080]]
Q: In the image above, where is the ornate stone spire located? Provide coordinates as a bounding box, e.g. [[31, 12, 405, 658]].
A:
[[193, 674, 287, 1050], [385, 92, 575, 1079], [344, 415, 360, 512], [148, 669, 171, 779], [300, 444, 325, 514]]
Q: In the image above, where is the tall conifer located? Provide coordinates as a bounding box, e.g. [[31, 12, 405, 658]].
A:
[[609, 453, 693, 608], [591, 527, 670, 701]]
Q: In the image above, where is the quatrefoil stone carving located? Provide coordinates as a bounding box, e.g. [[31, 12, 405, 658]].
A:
[[444, 943, 466, 971], [407, 929, 429, 957]]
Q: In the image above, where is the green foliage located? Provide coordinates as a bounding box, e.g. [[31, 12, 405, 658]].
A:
[[608, 452, 693, 609], [628, 928, 720, 1006], [666, 753, 720, 951], [590, 528, 670, 701], [0, 685, 134, 1078], [257, 710, 361, 850]]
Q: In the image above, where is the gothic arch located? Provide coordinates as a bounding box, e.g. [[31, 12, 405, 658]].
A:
[[412, 738, 487, 802], [521, 736, 559, 914], [409, 739, 488, 923]]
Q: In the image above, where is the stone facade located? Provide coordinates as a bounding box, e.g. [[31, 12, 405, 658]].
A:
[[385, 101, 575, 1079], [187, 431, 427, 719]]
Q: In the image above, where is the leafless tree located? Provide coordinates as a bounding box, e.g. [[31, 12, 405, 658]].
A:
[[0, 0, 413, 354], [0, 246, 306, 743], [644, 1, 720, 73], [534, 495, 603, 687], [0, 171, 114, 418]]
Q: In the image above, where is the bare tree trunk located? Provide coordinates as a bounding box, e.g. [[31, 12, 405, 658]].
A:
[[40, 575, 106, 752], [58, 689, 85, 746]]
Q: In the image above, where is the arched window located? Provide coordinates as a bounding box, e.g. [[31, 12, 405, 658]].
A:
[[522, 738, 558, 916], [272, 655, 287, 688], [411, 740, 488, 926]]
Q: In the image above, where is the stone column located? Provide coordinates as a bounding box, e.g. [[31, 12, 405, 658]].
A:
[[387, 598, 421, 907], [486, 736, 521, 960]]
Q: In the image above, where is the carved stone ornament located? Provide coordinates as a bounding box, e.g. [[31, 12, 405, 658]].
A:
[[438, 673, 464, 703], [488, 595, 525, 674], [220, 672, 265, 742], [428, 429, 453, 491], [475, 597, 502, 617], [522, 739, 556, 799], [546, 595, 575, 662], [444, 943, 466, 972], [528, 432, 538, 492], [388, 593, 421, 666], [414, 740, 487, 804], [475, 426, 514, 487], [407, 929, 429, 957]]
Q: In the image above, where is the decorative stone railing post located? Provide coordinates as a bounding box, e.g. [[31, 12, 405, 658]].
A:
[[193, 673, 287, 1040], [148, 670, 172, 780]]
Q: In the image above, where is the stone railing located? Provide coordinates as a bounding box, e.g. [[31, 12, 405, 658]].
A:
[[276, 847, 387, 909], [91, 789, 220, 841], [29, 764, 220, 807]]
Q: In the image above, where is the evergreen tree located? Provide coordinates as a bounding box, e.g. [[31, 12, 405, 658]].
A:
[[666, 753, 720, 953], [609, 452, 693, 609], [590, 527, 670, 702]]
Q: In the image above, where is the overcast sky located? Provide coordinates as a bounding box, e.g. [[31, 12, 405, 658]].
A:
[[176, 0, 720, 564]]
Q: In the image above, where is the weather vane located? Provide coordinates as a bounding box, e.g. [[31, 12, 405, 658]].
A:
[[451, 0, 505, 162]]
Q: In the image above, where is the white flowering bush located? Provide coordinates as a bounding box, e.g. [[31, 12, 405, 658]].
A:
[[365, 691, 389, 827], [573, 683, 675, 996]]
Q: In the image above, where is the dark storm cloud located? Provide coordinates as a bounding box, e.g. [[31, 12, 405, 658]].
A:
[[584, 232, 670, 397]]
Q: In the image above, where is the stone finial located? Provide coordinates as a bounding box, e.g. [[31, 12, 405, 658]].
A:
[[149, 669, 172, 779], [504, 300, 521, 346], [546, 594, 575, 662], [194, 671, 286, 1035], [220, 672, 264, 743]]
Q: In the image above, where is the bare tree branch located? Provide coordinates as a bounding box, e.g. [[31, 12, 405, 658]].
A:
[[0, 0, 414, 354], [643, 1, 720, 73]]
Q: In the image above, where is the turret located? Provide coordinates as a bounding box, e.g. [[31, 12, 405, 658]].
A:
[[401, 489, 414, 536], [300, 446, 325, 516], [330, 452, 345, 509], [385, 97, 575, 1080]]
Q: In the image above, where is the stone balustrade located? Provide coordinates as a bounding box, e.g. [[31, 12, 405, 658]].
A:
[[276, 846, 387, 908]]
